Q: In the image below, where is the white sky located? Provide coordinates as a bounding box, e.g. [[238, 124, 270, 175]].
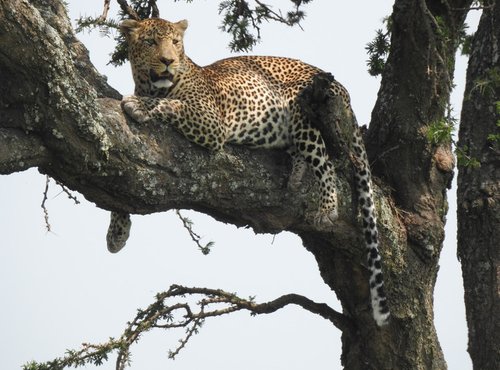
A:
[[0, 1, 480, 369]]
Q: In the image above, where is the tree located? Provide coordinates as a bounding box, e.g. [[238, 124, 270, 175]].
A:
[[458, 1, 500, 368], [0, 0, 493, 369]]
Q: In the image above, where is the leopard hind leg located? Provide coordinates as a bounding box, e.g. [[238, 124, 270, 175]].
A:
[[292, 124, 338, 227], [286, 147, 308, 191]]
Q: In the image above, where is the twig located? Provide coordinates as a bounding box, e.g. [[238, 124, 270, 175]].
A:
[[168, 316, 204, 359], [97, 0, 111, 22], [39, 177, 79, 236], [175, 210, 214, 255], [369, 145, 400, 167], [41, 175, 51, 232], [116, 0, 140, 20], [254, 0, 303, 28], [55, 181, 81, 205]]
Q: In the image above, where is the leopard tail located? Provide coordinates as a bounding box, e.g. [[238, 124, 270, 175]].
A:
[[351, 124, 390, 326], [106, 212, 132, 253]]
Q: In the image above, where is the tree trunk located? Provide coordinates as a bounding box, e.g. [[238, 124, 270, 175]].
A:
[[0, 0, 472, 368], [458, 1, 500, 368], [338, 0, 472, 367]]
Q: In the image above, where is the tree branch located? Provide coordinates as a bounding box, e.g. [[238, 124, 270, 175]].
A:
[[24, 284, 350, 369], [0, 128, 49, 174], [0, 0, 361, 236], [116, 0, 140, 20], [175, 210, 215, 254], [97, 0, 111, 22], [149, 0, 160, 18], [163, 285, 353, 332], [218, 0, 309, 51]]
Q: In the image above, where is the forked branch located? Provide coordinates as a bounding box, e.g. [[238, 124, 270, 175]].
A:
[[23, 285, 351, 370], [116, 0, 141, 20]]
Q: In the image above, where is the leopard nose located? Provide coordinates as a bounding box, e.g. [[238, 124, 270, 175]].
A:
[[160, 57, 174, 66]]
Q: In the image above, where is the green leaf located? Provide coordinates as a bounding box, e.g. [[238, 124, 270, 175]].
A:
[[426, 119, 455, 145]]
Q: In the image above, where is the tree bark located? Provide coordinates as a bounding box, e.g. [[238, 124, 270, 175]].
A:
[[0, 0, 472, 369], [458, 1, 500, 368], [350, 0, 471, 368]]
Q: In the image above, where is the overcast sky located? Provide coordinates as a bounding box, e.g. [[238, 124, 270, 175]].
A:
[[0, 1, 480, 369]]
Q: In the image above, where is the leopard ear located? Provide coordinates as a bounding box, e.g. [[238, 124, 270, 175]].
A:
[[120, 19, 141, 40], [174, 19, 188, 34]]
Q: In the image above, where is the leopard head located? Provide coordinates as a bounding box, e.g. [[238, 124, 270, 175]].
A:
[[120, 18, 188, 96]]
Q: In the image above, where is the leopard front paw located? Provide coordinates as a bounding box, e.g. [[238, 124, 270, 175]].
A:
[[121, 95, 152, 124]]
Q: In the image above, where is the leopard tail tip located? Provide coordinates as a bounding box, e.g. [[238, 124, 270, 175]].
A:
[[106, 238, 128, 254], [374, 310, 390, 327], [370, 286, 390, 326], [106, 212, 131, 253]]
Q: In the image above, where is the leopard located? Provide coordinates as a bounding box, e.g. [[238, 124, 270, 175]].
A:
[[107, 17, 390, 326]]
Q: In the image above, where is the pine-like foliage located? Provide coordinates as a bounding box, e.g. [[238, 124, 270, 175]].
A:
[[75, 0, 312, 64], [365, 17, 391, 77]]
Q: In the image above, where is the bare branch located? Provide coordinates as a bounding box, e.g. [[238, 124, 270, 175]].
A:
[[175, 210, 214, 254], [168, 316, 204, 359], [54, 180, 81, 205], [114, 284, 351, 366], [97, 0, 111, 22], [41, 176, 51, 233], [116, 0, 140, 20], [149, 0, 160, 18], [24, 284, 349, 369], [254, 0, 303, 28], [165, 285, 352, 329]]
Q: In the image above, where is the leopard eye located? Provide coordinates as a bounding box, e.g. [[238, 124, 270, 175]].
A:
[[143, 38, 156, 46], [172, 39, 180, 45]]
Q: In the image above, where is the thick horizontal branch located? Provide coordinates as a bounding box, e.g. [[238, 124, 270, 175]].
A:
[[0, 0, 366, 239], [0, 128, 49, 174]]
